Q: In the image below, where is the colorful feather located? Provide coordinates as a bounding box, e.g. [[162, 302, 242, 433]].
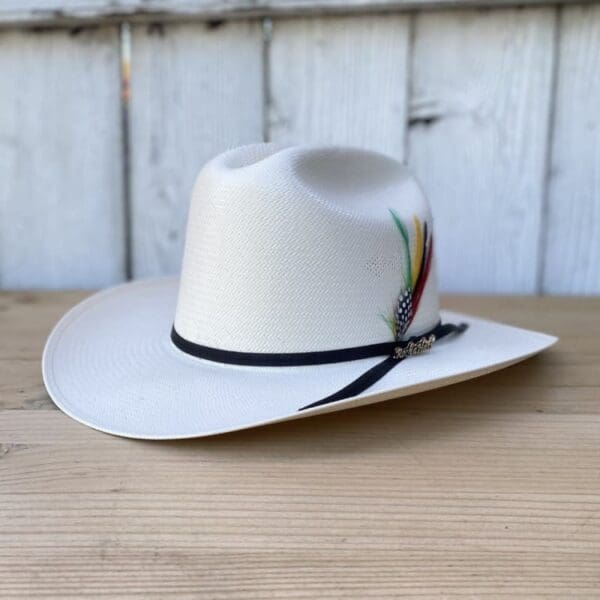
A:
[[411, 235, 433, 313], [412, 222, 429, 297], [411, 216, 424, 288], [389, 209, 411, 287], [387, 210, 434, 341]]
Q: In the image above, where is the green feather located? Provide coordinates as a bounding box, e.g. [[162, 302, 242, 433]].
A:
[[380, 312, 397, 338], [389, 209, 412, 287]]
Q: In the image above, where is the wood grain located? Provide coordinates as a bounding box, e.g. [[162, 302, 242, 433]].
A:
[[1, 291, 599, 596], [0, 0, 588, 28], [0, 27, 125, 289], [408, 8, 556, 294], [543, 4, 600, 295], [268, 15, 409, 159], [129, 20, 264, 277]]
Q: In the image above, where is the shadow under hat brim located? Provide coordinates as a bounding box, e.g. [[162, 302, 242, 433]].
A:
[[42, 278, 557, 440]]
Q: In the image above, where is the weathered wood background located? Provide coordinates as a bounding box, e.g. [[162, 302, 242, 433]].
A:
[[1, 0, 599, 294]]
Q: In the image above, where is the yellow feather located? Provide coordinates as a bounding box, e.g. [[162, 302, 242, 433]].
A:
[[411, 216, 424, 287]]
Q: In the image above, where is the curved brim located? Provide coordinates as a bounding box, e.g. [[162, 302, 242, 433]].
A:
[[42, 278, 557, 439]]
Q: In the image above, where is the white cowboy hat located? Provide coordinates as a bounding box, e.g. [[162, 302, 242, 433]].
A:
[[42, 144, 556, 439]]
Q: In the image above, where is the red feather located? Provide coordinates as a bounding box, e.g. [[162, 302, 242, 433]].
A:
[[409, 236, 433, 324]]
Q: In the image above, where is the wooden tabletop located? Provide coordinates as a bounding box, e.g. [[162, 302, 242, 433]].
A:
[[1, 291, 599, 598]]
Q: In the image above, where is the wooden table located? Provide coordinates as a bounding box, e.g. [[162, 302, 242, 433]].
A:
[[1, 292, 599, 598]]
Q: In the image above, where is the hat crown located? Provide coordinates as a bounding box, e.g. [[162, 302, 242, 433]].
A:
[[174, 144, 440, 353]]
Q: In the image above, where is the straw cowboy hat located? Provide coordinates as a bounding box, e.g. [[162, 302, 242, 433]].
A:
[[43, 144, 556, 439]]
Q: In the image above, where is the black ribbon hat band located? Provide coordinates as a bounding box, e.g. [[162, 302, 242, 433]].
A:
[[171, 320, 468, 411]]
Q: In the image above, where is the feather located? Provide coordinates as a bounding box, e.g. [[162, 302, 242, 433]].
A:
[[411, 216, 424, 288], [412, 221, 428, 294], [394, 288, 413, 340], [410, 235, 433, 317], [388, 211, 434, 339], [389, 209, 412, 288], [380, 312, 397, 338]]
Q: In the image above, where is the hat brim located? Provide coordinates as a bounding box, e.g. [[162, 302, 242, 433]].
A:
[[42, 278, 557, 440]]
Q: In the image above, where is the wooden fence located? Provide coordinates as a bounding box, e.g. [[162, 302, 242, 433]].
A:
[[1, 0, 599, 293]]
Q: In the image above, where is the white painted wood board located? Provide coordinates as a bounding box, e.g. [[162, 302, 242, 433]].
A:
[[0, 6, 598, 296], [408, 8, 556, 294], [268, 14, 410, 160], [543, 5, 600, 295], [0, 0, 580, 28], [129, 20, 264, 277], [0, 27, 125, 289]]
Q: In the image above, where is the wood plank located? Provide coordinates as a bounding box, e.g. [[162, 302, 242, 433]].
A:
[[0, 0, 590, 28], [408, 8, 556, 294], [0, 545, 597, 597], [1, 291, 600, 596], [0, 290, 87, 410], [543, 5, 600, 295], [0, 27, 125, 289], [129, 20, 264, 277], [268, 15, 409, 160]]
